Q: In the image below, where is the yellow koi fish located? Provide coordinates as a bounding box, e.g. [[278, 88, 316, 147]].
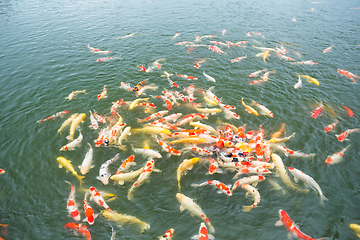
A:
[[241, 98, 259, 116], [57, 113, 78, 134], [299, 74, 320, 85], [57, 157, 84, 183], [177, 157, 200, 191], [101, 210, 150, 233], [132, 126, 171, 136], [67, 113, 86, 141], [65, 90, 86, 100], [129, 98, 149, 110]]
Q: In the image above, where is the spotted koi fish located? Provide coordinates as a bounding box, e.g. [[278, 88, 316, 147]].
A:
[[191, 180, 232, 196], [65, 181, 81, 221], [89, 186, 111, 210]]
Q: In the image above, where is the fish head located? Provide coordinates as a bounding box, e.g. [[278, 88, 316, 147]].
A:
[[64, 222, 78, 230], [176, 193, 184, 201]]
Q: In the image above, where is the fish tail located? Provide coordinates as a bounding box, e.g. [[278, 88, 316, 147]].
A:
[[140, 222, 150, 233], [191, 183, 200, 187], [320, 195, 328, 205], [308, 153, 316, 159], [243, 206, 253, 212], [127, 189, 134, 201], [76, 174, 85, 184], [206, 223, 215, 234]]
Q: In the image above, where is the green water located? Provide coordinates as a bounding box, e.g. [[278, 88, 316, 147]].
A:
[[0, 0, 360, 239]]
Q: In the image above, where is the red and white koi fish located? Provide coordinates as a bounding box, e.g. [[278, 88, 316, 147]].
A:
[[209, 41, 230, 48], [116, 33, 135, 40], [88, 110, 99, 130], [137, 65, 148, 72], [231, 55, 247, 63], [176, 193, 215, 233], [160, 228, 174, 240], [191, 180, 232, 196], [310, 101, 323, 118], [128, 158, 161, 200], [232, 175, 265, 192], [97, 85, 107, 100], [137, 110, 169, 123], [172, 32, 180, 40], [275, 209, 328, 240], [235, 40, 248, 45], [323, 45, 334, 53], [208, 45, 227, 54], [247, 32, 264, 37], [0, 169, 4, 174], [152, 58, 165, 69], [136, 83, 158, 97], [110, 99, 123, 116], [325, 145, 351, 165], [65, 181, 81, 221], [276, 52, 295, 61], [206, 157, 222, 175], [154, 95, 173, 110], [261, 70, 275, 81], [93, 110, 106, 123], [249, 80, 264, 85], [205, 87, 221, 104], [177, 74, 198, 80], [64, 223, 92, 240], [88, 44, 112, 54], [89, 186, 111, 210], [339, 69, 360, 79], [223, 109, 240, 120], [175, 113, 208, 126], [342, 105, 354, 117], [222, 29, 226, 36], [337, 69, 357, 83], [182, 147, 212, 156], [60, 131, 83, 151], [83, 191, 96, 225], [167, 78, 179, 88], [249, 69, 267, 78], [277, 146, 315, 158], [324, 120, 338, 133], [291, 60, 317, 65], [96, 56, 120, 62], [175, 41, 194, 46], [184, 84, 195, 102], [200, 35, 217, 40], [119, 82, 133, 92], [115, 155, 135, 175], [97, 154, 120, 185], [192, 222, 214, 240], [251, 100, 274, 117], [288, 167, 328, 204], [154, 135, 181, 156], [150, 113, 182, 125], [37, 110, 69, 123], [226, 41, 240, 47], [194, 58, 208, 68], [241, 184, 261, 212]]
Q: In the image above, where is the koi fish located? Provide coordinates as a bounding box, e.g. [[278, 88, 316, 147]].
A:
[[203, 71, 216, 82], [323, 45, 334, 53], [294, 74, 302, 89], [222, 29, 226, 36], [58, 113, 78, 134], [291, 60, 318, 65], [64, 223, 92, 240], [37, 110, 69, 123], [65, 90, 86, 100], [241, 98, 259, 116], [275, 209, 328, 240], [325, 145, 351, 165], [175, 41, 194, 46], [93, 111, 106, 123], [60, 131, 83, 151], [288, 167, 328, 205], [342, 105, 353, 117], [268, 132, 296, 143], [97, 153, 120, 185], [167, 78, 179, 88], [271, 123, 286, 139], [89, 186, 111, 210], [66, 113, 86, 141], [223, 108, 240, 120], [138, 110, 169, 123], [96, 56, 120, 62], [249, 80, 264, 85], [57, 157, 84, 183], [101, 210, 150, 233], [177, 158, 200, 191], [335, 129, 360, 142], [65, 181, 81, 221], [249, 69, 267, 78], [115, 155, 135, 175], [132, 147, 162, 158], [120, 82, 133, 91], [160, 228, 174, 240], [116, 33, 135, 40], [310, 102, 323, 118], [88, 44, 112, 54], [0, 169, 4, 175], [190, 122, 218, 135], [208, 45, 227, 54], [192, 222, 214, 240], [172, 32, 180, 40], [154, 135, 181, 156], [271, 154, 307, 192], [110, 167, 143, 185], [231, 55, 247, 63], [176, 193, 215, 234], [232, 175, 266, 192], [337, 69, 357, 83], [261, 70, 275, 81], [177, 74, 198, 80], [350, 224, 360, 238], [324, 120, 338, 133], [277, 146, 315, 158], [154, 95, 173, 110], [206, 157, 222, 175], [97, 85, 107, 100], [241, 184, 261, 212], [262, 50, 270, 62], [128, 158, 161, 200], [83, 191, 96, 225], [251, 100, 274, 117], [110, 99, 123, 116], [276, 52, 295, 61], [209, 41, 230, 48], [88, 110, 99, 130], [191, 180, 232, 196]]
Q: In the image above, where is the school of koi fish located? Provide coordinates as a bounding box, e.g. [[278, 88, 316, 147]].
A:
[[2, 26, 358, 240]]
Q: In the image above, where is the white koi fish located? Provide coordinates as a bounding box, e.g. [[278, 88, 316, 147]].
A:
[[291, 60, 317, 65], [176, 193, 215, 234], [203, 71, 216, 82], [288, 167, 328, 205], [78, 143, 94, 175], [116, 33, 135, 40], [172, 32, 180, 40], [89, 110, 99, 130], [242, 184, 261, 212], [325, 145, 350, 165], [251, 100, 274, 117], [191, 180, 232, 196], [97, 154, 120, 185], [60, 131, 83, 151], [253, 45, 275, 51], [231, 55, 247, 63], [223, 108, 240, 120], [323, 45, 334, 53], [119, 82, 133, 92], [294, 74, 302, 89], [249, 69, 267, 78], [110, 167, 143, 185], [128, 158, 161, 200]]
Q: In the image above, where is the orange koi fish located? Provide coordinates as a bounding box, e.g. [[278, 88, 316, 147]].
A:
[[342, 105, 353, 117], [97, 85, 107, 100], [64, 222, 92, 240], [115, 155, 136, 175], [192, 222, 214, 240]]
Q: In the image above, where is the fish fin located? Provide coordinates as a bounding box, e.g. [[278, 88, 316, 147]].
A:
[[179, 204, 185, 212], [243, 206, 253, 212], [252, 182, 258, 187], [191, 184, 200, 187], [153, 168, 162, 173], [58, 164, 63, 168], [288, 232, 295, 239], [127, 191, 134, 201], [191, 235, 199, 239], [320, 195, 328, 206], [208, 234, 215, 240], [293, 176, 299, 183], [94, 213, 99, 219], [117, 180, 125, 185], [275, 220, 284, 226], [217, 190, 224, 194]]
